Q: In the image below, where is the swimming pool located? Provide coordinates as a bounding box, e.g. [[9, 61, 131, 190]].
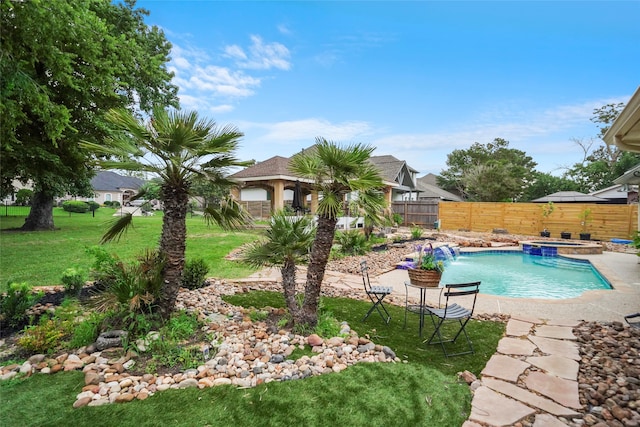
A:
[[440, 251, 611, 299]]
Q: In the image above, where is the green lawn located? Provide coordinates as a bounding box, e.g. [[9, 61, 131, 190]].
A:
[[0, 293, 503, 427], [0, 207, 261, 292], [0, 210, 505, 426]]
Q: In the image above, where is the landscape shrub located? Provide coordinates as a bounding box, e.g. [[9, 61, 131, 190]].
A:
[[61, 200, 89, 213], [104, 200, 113, 207], [60, 267, 86, 296], [17, 317, 67, 353], [181, 258, 209, 290], [334, 229, 368, 255], [91, 249, 164, 314], [68, 312, 105, 349], [410, 224, 423, 239], [86, 201, 100, 211], [0, 282, 43, 329]]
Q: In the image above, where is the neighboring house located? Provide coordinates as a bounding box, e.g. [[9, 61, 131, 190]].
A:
[[590, 184, 638, 205], [531, 191, 607, 203], [88, 171, 144, 205], [415, 173, 463, 201], [228, 149, 421, 215]]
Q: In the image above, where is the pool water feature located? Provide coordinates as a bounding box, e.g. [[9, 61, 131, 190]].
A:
[[440, 251, 611, 299]]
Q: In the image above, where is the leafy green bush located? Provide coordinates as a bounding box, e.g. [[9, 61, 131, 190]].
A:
[[104, 200, 113, 207], [68, 312, 105, 349], [334, 229, 368, 255], [410, 224, 423, 239], [61, 200, 89, 213], [60, 267, 86, 295], [0, 282, 43, 328], [86, 201, 100, 211], [181, 258, 209, 290], [17, 316, 69, 353], [91, 249, 164, 314]]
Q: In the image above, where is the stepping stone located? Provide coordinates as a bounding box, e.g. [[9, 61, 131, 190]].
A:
[[525, 371, 581, 409], [497, 337, 537, 356], [483, 377, 580, 417], [469, 386, 536, 426], [482, 354, 530, 382], [526, 355, 579, 380], [462, 422, 483, 427], [528, 336, 580, 360], [506, 319, 534, 337], [535, 325, 577, 340], [533, 413, 570, 427]]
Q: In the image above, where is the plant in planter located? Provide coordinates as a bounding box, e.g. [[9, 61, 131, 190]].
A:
[[407, 243, 444, 288], [539, 201, 555, 237], [560, 231, 572, 239], [579, 208, 592, 240]]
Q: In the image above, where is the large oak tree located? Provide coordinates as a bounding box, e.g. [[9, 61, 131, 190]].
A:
[[0, 0, 178, 230]]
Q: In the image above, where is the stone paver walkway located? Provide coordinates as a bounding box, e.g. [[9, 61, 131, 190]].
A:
[[463, 316, 583, 427]]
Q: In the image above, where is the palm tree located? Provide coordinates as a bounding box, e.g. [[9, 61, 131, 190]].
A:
[[241, 210, 315, 326], [82, 108, 252, 319], [288, 138, 385, 326]]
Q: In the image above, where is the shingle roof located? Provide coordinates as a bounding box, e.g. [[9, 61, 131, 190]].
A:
[[532, 191, 607, 203], [229, 156, 298, 180], [415, 179, 463, 201], [91, 171, 144, 191]]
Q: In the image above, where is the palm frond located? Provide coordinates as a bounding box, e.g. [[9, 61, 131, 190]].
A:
[[100, 213, 134, 244]]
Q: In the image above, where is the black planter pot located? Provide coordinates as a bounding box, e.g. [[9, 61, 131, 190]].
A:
[[579, 233, 591, 240], [560, 232, 572, 239], [540, 231, 550, 237]]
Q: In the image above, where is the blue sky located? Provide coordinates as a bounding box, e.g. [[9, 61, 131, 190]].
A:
[[138, 1, 640, 177]]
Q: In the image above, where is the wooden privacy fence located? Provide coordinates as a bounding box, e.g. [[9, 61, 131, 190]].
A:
[[438, 202, 638, 242], [391, 200, 439, 228]]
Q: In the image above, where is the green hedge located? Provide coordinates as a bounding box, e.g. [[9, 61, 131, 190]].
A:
[[61, 200, 89, 213]]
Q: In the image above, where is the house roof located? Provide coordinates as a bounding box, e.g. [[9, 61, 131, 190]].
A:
[[613, 163, 640, 185], [531, 191, 607, 203], [91, 171, 144, 192], [415, 174, 463, 201], [369, 155, 417, 189], [604, 86, 640, 153], [590, 184, 632, 199], [229, 156, 295, 180]]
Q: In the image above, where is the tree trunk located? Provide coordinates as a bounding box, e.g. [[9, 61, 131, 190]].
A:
[[301, 214, 338, 326], [21, 190, 55, 231], [281, 260, 304, 326], [157, 183, 189, 319]]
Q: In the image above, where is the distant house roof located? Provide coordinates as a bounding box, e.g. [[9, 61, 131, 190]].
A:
[[531, 191, 607, 203], [91, 171, 144, 192], [416, 174, 463, 201], [590, 184, 630, 200], [369, 155, 417, 190]]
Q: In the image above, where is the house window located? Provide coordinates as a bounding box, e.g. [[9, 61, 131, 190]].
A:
[[105, 193, 112, 202]]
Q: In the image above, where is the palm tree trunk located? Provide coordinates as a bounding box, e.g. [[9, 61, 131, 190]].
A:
[[158, 183, 189, 319], [281, 260, 303, 325], [301, 214, 337, 326]]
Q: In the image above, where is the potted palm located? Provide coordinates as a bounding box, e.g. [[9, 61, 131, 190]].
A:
[[407, 243, 445, 287], [579, 208, 592, 240], [539, 201, 555, 237]]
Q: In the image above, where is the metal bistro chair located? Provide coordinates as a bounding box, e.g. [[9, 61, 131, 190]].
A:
[[424, 281, 480, 357], [360, 260, 392, 324]]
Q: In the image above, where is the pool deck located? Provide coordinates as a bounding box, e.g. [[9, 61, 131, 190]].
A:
[[379, 249, 640, 323]]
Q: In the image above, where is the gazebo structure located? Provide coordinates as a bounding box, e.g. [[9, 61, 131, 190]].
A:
[[228, 149, 421, 217]]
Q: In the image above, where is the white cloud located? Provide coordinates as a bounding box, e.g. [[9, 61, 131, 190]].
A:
[[277, 24, 292, 36], [245, 118, 375, 143], [228, 35, 291, 70]]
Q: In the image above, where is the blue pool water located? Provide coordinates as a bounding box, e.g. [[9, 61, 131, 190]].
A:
[[439, 251, 611, 299]]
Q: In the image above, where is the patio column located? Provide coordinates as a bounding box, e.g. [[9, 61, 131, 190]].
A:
[[272, 180, 285, 211]]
